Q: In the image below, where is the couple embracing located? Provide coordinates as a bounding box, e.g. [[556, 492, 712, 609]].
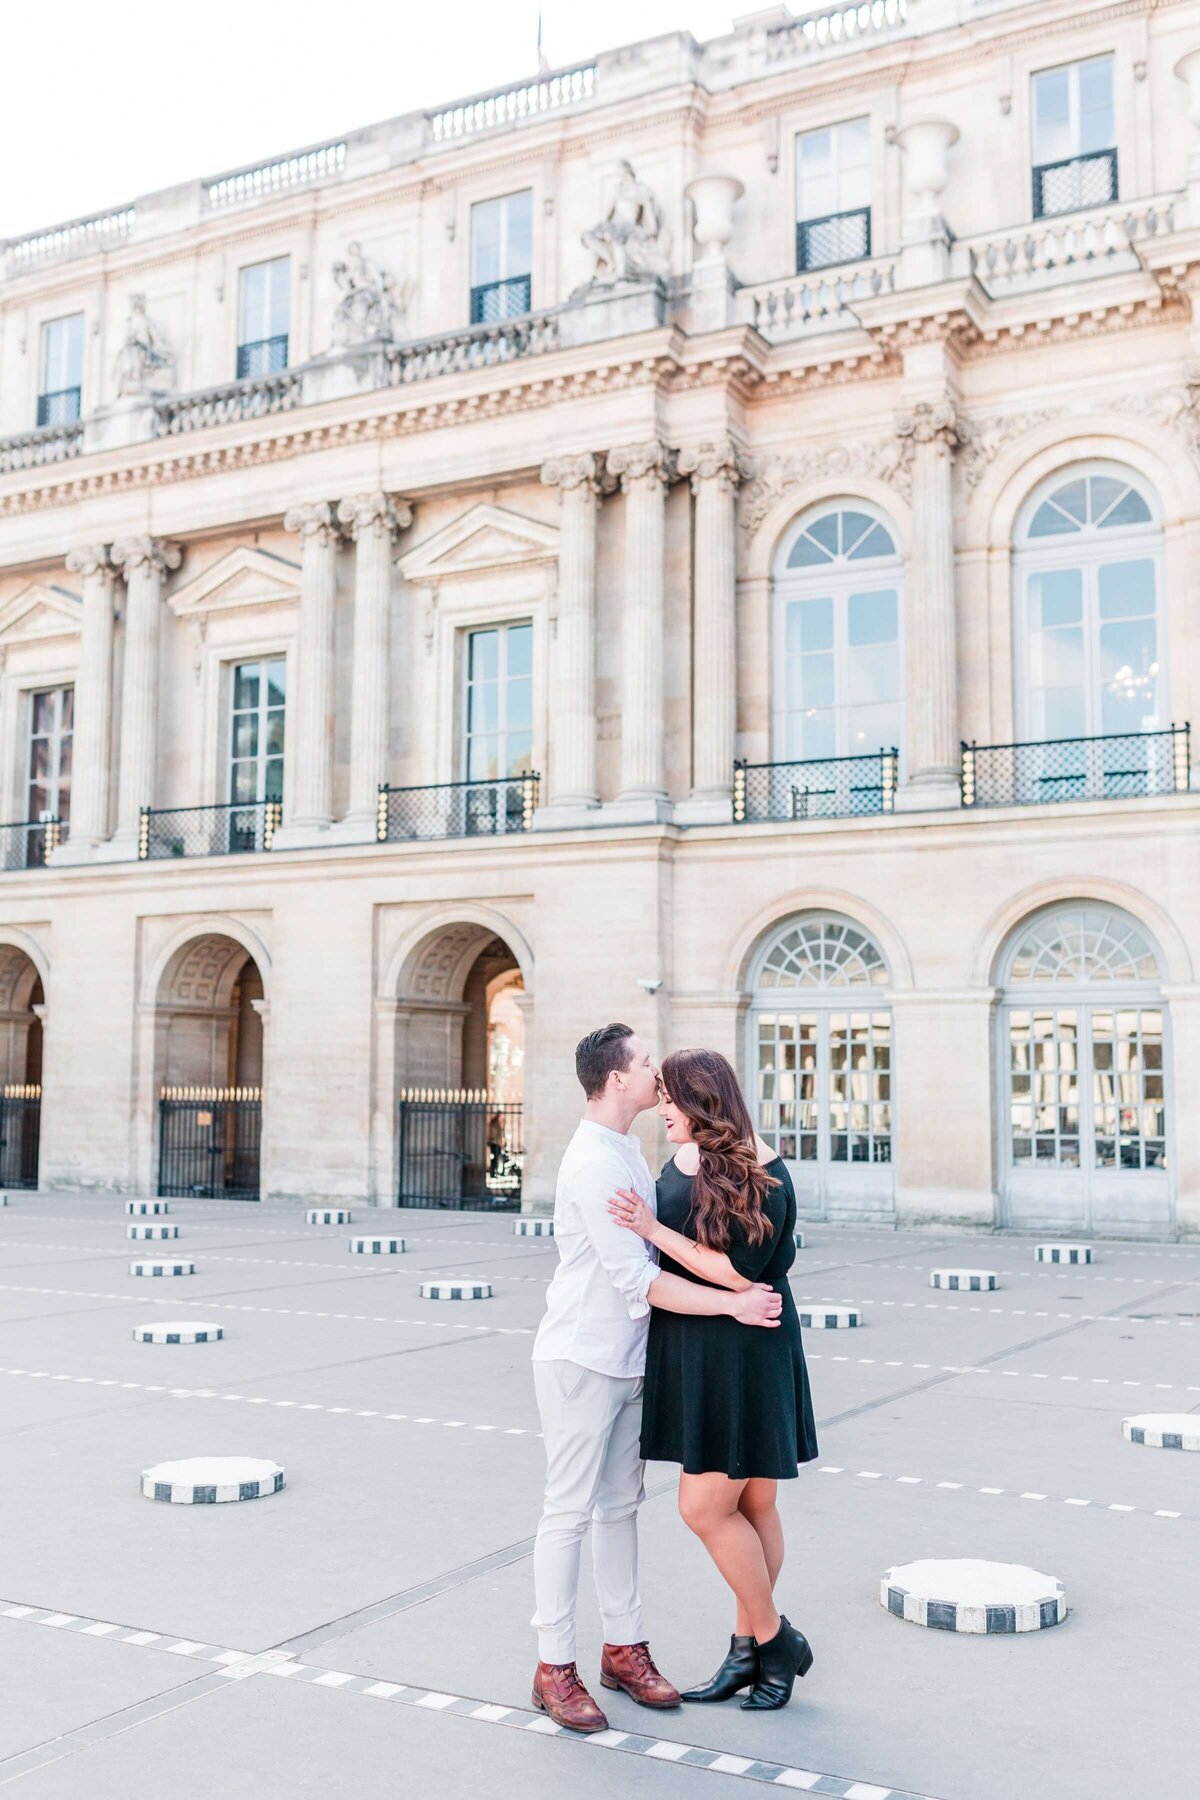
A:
[[530, 1023, 819, 1733]]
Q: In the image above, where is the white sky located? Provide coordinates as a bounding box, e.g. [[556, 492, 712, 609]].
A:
[[1, 1, 741, 239]]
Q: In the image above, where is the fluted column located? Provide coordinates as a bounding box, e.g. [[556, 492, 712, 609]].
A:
[[676, 440, 747, 821], [607, 440, 675, 816], [894, 400, 961, 811], [337, 492, 412, 829], [62, 544, 116, 850], [539, 454, 607, 815], [282, 502, 341, 831], [111, 536, 181, 844]]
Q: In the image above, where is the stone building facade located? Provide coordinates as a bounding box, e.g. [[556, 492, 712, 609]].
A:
[[1, 0, 1199, 1235]]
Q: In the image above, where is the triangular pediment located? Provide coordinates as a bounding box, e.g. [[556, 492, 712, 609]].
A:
[[168, 546, 301, 618], [398, 504, 559, 584], [0, 582, 81, 645]]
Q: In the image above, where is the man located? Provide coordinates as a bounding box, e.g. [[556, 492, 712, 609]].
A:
[[530, 1022, 783, 1732]]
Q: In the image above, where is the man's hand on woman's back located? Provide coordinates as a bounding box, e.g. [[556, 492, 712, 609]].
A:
[[729, 1283, 783, 1328]]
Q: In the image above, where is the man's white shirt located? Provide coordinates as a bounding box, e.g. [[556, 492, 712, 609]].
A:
[[532, 1119, 660, 1378]]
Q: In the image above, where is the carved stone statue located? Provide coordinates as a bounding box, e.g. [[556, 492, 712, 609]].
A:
[[114, 294, 175, 397], [578, 160, 670, 288], [331, 241, 408, 347]]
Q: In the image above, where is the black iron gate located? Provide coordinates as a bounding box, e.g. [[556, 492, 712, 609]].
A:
[[0, 1084, 40, 1188], [397, 1089, 523, 1209], [158, 1086, 262, 1200]]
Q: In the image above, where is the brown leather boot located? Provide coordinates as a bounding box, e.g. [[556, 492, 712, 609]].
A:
[[599, 1640, 682, 1708], [531, 1661, 609, 1733]]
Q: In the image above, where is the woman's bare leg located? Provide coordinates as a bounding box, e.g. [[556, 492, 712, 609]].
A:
[[734, 1479, 784, 1635], [678, 1471, 781, 1644]]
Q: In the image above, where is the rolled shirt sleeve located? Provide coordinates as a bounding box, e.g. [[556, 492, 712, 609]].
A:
[[574, 1160, 659, 1319]]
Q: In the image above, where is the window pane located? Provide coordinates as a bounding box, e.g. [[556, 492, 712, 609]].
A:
[[469, 630, 499, 681], [1098, 559, 1155, 619], [234, 666, 260, 711], [471, 198, 502, 285], [847, 643, 899, 707], [1032, 66, 1072, 165], [61, 687, 74, 730], [468, 682, 499, 735], [1029, 566, 1083, 628], [32, 692, 54, 735], [232, 715, 258, 759], [507, 622, 533, 676], [786, 596, 833, 652], [1078, 56, 1114, 154], [239, 259, 289, 343], [267, 660, 286, 705], [847, 589, 897, 647], [847, 521, 895, 559]]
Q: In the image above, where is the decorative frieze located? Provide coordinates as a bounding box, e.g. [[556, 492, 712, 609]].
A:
[[739, 438, 912, 535]]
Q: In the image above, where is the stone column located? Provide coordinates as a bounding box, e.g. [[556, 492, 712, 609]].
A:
[[606, 439, 675, 821], [111, 536, 181, 847], [536, 454, 607, 823], [281, 501, 340, 835], [59, 544, 116, 855], [336, 492, 412, 835], [675, 440, 747, 823], [894, 400, 961, 811]]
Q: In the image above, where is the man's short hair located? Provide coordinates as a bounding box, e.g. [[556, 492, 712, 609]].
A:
[[576, 1023, 636, 1100]]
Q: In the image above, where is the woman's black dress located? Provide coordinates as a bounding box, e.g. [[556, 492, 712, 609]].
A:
[[640, 1156, 818, 1480]]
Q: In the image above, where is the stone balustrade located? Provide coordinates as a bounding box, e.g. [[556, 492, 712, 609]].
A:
[[2, 204, 135, 275], [0, 419, 85, 474], [737, 258, 896, 340], [765, 0, 911, 59], [152, 368, 305, 435], [428, 64, 596, 141], [204, 141, 348, 211], [384, 310, 561, 385], [960, 196, 1178, 295]]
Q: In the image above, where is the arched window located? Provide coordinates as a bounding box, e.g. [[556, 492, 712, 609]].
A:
[[998, 902, 1170, 1232], [773, 504, 904, 764], [1013, 465, 1165, 745], [749, 914, 893, 1221]]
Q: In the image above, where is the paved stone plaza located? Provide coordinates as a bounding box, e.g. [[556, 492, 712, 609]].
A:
[[0, 1196, 1195, 1799]]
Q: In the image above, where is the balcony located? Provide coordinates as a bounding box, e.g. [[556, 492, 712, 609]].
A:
[[236, 335, 288, 380], [138, 800, 281, 860], [154, 367, 304, 436], [469, 276, 532, 325], [1033, 148, 1118, 222], [738, 253, 895, 341], [0, 418, 83, 474], [733, 752, 899, 823], [377, 774, 540, 842], [36, 387, 81, 428], [0, 818, 62, 869], [961, 727, 1190, 809], [796, 206, 872, 273], [961, 193, 1175, 298]]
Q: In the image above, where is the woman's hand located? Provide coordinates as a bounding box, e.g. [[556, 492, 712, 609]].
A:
[[608, 1187, 659, 1242]]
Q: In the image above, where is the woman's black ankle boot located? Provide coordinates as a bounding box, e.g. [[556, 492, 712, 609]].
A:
[[740, 1616, 813, 1711], [680, 1634, 757, 1703]]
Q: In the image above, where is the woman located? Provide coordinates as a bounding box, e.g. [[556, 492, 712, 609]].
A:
[[608, 1047, 818, 1711]]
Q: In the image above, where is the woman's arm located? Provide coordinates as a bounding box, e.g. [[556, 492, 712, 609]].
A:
[[608, 1189, 752, 1292]]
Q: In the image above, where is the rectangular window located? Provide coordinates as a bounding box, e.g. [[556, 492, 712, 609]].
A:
[[228, 658, 285, 851], [470, 192, 533, 324], [795, 118, 870, 272], [27, 685, 73, 866], [38, 315, 84, 426], [464, 623, 533, 780], [1031, 56, 1116, 218], [237, 258, 290, 378]]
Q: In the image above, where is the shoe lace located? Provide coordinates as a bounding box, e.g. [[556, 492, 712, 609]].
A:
[[628, 1641, 655, 1675]]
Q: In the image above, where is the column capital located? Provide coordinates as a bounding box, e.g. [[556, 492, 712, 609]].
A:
[[540, 453, 616, 495], [895, 399, 960, 451], [336, 492, 413, 540], [111, 537, 182, 578], [606, 440, 677, 491], [676, 438, 753, 495], [283, 500, 340, 545], [65, 543, 115, 582]]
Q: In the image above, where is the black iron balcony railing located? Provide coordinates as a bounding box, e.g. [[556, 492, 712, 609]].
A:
[[796, 206, 871, 273], [139, 799, 282, 860], [0, 817, 62, 870], [1033, 148, 1118, 221], [236, 334, 289, 379], [469, 275, 532, 324], [733, 751, 898, 823], [377, 774, 540, 842], [961, 725, 1189, 808], [36, 386, 81, 427]]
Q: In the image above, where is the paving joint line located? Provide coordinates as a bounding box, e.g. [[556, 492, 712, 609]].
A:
[[0, 1601, 944, 1800]]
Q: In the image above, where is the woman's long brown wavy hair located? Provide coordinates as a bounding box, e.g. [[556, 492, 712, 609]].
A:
[[660, 1048, 779, 1251]]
